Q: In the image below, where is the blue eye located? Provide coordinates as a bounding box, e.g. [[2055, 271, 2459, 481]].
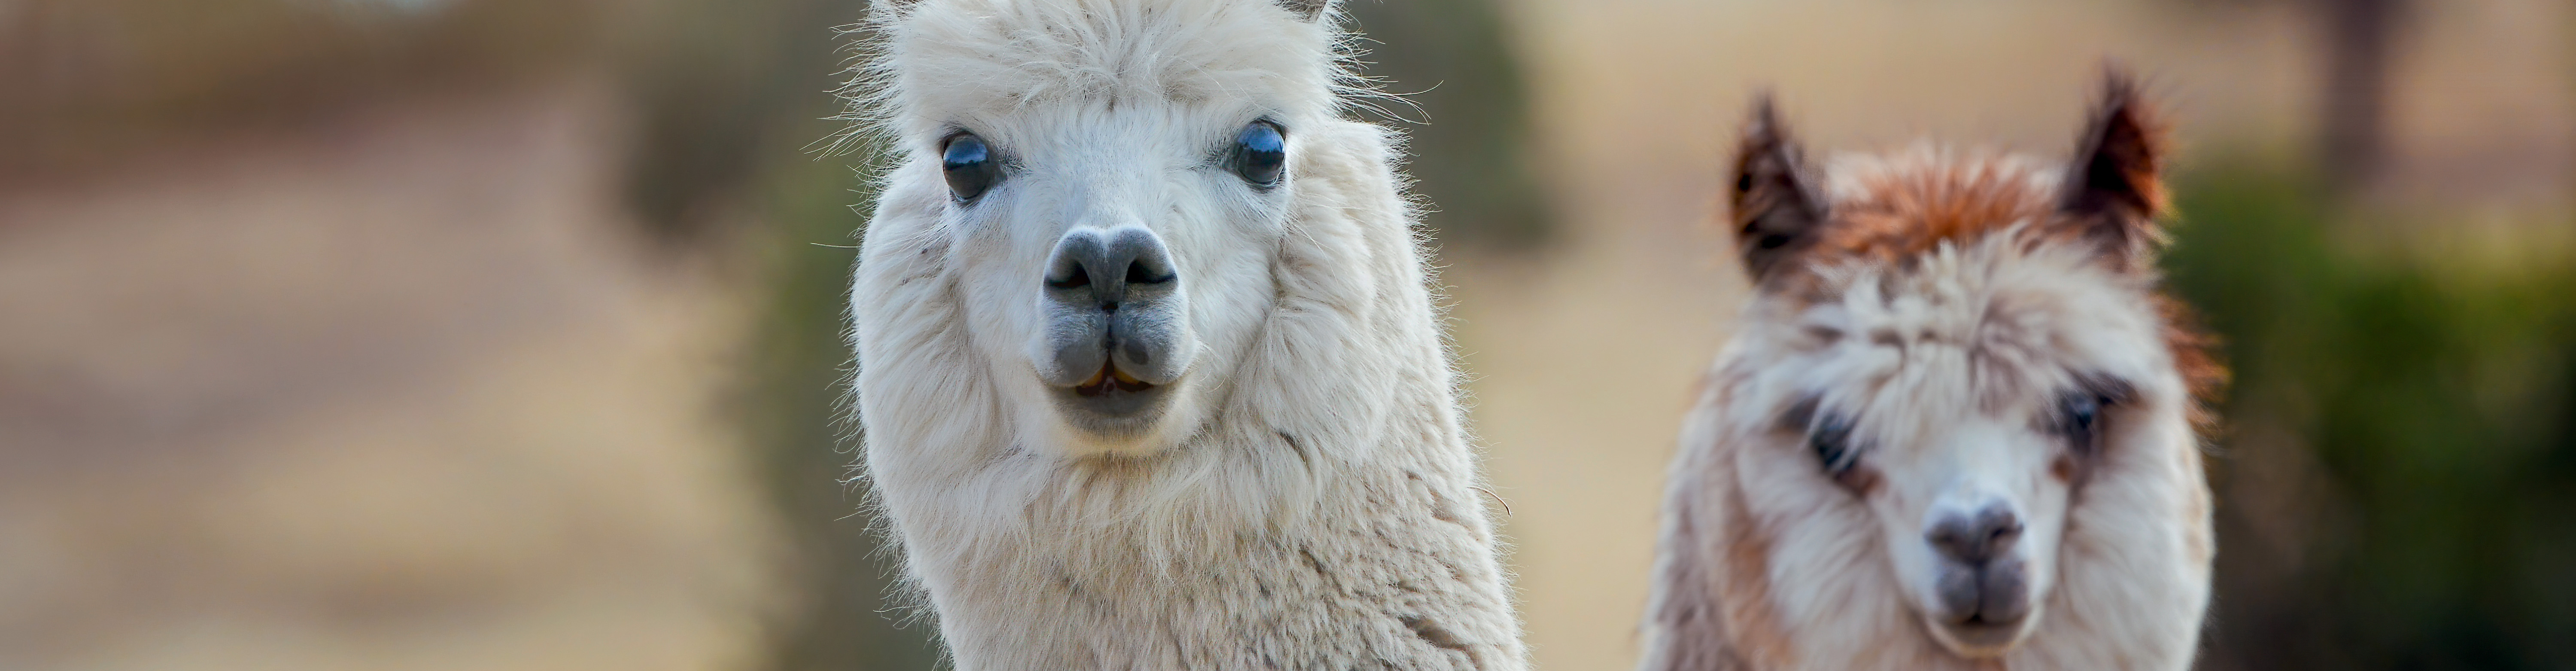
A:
[[1233, 121, 1286, 187], [2058, 393, 2105, 452], [942, 133, 999, 201]]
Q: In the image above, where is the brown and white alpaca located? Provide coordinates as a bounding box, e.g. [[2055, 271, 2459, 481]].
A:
[[1638, 73, 2223, 671], [844, 0, 1526, 669]]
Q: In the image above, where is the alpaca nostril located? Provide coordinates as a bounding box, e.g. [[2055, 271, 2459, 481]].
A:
[[1124, 259, 1172, 285], [1049, 265, 1091, 290], [1989, 518, 2024, 548], [1044, 226, 1178, 306], [1044, 234, 1101, 293], [1928, 504, 2023, 567]]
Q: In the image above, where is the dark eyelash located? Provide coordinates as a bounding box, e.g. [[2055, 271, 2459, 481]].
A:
[[1811, 414, 1859, 474], [2056, 392, 2105, 451], [2054, 374, 2136, 454], [1784, 396, 1861, 475]]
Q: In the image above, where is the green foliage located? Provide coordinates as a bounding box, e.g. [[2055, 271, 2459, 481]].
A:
[[623, 0, 948, 667], [615, 0, 860, 241], [739, 148, 949, 671], [1340, 0, 1552, 247], [2164, 166, 2576, 670]]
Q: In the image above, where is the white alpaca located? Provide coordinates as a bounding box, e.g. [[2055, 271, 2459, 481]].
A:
[[843, 0, 1527, 669], [1638, 74, 2222, 671]]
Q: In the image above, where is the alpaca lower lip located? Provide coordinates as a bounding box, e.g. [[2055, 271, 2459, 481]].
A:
[[1931, 614, 2030, 654], [1053, 362, 1172, 430]]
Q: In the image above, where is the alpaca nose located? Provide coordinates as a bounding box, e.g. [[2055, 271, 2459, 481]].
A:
[[1035, 226, 1192, 393], [1044, 227, 1179, 312], [1926, 503, 2023, 567]]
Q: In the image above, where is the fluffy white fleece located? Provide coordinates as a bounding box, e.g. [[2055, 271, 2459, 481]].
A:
[[844, 1, 1528, 669], [1639, 147, 2215, 671]]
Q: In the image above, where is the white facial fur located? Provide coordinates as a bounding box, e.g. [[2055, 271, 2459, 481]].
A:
[[1698, 201, 2210, 668], [867, 0, 1338, 458], [1644, 83, 2211, 670], [1788, 223, 2160, 654]]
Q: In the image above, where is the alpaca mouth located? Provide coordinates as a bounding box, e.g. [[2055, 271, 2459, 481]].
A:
[[1928, 611, 2033, 657], [1052, 357, 1173, 431], [1072, 360, 1156, 397]]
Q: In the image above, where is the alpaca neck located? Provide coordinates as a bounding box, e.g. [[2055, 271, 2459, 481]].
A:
[[918, 373, 1517, 670]]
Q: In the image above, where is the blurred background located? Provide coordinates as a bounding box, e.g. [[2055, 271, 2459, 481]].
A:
[[1, 0, 2569, 669]]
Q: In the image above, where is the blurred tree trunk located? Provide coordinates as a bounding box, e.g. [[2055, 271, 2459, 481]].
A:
[[2315, 0, 2401, 194]]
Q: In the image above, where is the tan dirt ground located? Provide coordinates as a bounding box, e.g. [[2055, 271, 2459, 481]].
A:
[[0, 82, 778, 671]]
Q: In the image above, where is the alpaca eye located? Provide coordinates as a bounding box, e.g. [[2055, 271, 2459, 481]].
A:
[[942, 133, 999, 201], [1809, 414, 1859, 475], [2057, 393, 2106, 453], [1233, 120, 1286, 188]]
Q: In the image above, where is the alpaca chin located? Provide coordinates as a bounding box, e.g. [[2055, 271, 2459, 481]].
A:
[[1921, 606, 2040, 659], [1041, 374, 1203, 458]]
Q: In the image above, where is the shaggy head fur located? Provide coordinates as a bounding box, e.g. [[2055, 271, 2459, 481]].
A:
[[1640, 72, 2221, 671], [846, 1, 1526, 669]]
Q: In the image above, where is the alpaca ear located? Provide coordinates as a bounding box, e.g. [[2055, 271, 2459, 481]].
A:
[[1731, 94, 1829, 284], [1277, 0, 1332, 21], [2059, 67, 2170, 269]]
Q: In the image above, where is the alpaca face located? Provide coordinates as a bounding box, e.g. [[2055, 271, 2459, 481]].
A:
[[1758, 234, 2158, 657], [867, 0, 1340, 457], [1697, 79, 2218, 664], [928, 111, 1288, 454]]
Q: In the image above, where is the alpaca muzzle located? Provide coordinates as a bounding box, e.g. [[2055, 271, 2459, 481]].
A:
[[1037, 226, 1194, 419], [1924, 502, 2037, 654]]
